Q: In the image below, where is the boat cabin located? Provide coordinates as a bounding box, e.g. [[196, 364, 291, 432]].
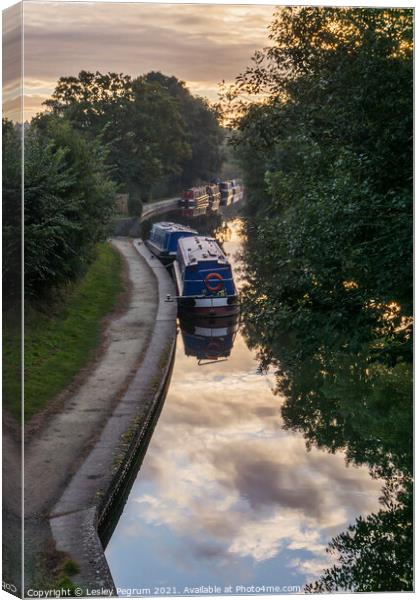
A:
[[180, 186, 209, 216], [145, 221, 198, 263], [206, 184, 221, 212], [181, 186, 208, 207]]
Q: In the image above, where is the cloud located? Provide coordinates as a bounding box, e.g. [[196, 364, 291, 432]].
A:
[[4, 2, 276, 120], [116, 335, 383, 576], [105, 231, 383, 584]]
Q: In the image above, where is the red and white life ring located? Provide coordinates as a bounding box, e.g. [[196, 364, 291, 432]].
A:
[[204, 272, 224, 293]]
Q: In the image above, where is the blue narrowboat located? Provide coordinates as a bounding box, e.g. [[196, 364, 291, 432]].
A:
[[145, 221, 198, 264], [173, 236, 239, 316]]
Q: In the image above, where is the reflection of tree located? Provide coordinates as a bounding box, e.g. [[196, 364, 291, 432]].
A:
[[141, 209, 223, 241], [279, 351, 412, 480], [306, 481, 413, 592], [240, 229, 412, 592], [227, 5, 412, 591]]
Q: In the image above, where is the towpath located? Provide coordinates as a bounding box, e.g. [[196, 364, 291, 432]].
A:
[[4, 200, 178, 591], [9, 237, 162, 588], [24, 239, 157, 518]]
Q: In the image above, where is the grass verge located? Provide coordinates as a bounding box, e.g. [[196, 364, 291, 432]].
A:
[[3, 242, 124, 421]]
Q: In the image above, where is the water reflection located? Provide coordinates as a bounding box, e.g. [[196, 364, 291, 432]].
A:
[[105, 212, 384, 594], [239, 215, 413, 592], [140, 208, 224, 241], [179, 314, 240, 365]]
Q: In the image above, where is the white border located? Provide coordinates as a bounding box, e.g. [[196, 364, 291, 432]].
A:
[[0, 1, 416, 600]]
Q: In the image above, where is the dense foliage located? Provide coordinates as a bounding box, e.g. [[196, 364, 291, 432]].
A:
[[3, 70, 223, 301], [2, 118, 22, 304], [2, 117, 116, 300], [226, 7, 413, 592], [41, 70, 224, 201]]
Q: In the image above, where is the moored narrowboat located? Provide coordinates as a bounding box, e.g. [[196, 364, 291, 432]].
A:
[[145, 221, 198, 264], [173, 236, 239, 316], [231, 179, 243, 203]]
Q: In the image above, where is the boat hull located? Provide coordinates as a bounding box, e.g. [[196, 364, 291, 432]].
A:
[[177, 296, 240, 317], [173, 261, 239, 317]]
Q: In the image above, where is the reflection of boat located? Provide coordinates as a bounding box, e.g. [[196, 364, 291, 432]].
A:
[[206, 183, 221, 212], [179, 186, 209, 217], [179, 313, 240, 364], [145, 221, 198, 264], [219, 181, 234, 206], [173, 236, 239, 317], [231, 179, 243, 203]]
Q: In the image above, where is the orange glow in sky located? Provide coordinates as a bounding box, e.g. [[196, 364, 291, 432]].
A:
[[3, 1, 276, 121]]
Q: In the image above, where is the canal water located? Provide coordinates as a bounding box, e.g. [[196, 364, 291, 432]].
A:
[[105, 208, 383, 594]]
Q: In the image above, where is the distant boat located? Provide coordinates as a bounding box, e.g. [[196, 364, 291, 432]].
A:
[[231, 179, 243, 203], [173, 235, 239, 316], [145, 221, 198, 264]]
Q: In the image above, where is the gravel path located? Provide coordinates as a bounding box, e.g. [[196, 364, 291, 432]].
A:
[[24, 238, 157, 519]]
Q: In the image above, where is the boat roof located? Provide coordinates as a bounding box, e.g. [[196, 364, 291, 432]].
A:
[[152, 221, 198, 234], [178, 236, 228, 266]]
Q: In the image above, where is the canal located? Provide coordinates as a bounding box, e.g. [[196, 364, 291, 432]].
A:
[[105, 207, 384, 594]]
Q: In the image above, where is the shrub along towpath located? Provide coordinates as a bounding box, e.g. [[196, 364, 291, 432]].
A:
[[23, 237, 177, 593]]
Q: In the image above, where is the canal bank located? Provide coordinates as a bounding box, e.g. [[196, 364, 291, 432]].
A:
[[50, 238, 177, 594], [24, 200, 237, 595], [22, 233, 177, 595]]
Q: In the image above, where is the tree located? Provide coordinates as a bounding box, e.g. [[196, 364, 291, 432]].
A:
[[231, 6, 413, 348], [230, 7, 413, 592], [144, 72, 224, 185], [2, 118, 22, 306], [127, 77, 190, 198], [41, 70, 224, 199], [24, 117, 116, 298]]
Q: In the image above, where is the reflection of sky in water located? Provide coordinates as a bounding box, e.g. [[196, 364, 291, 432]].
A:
[[105, 218, 382, 594]]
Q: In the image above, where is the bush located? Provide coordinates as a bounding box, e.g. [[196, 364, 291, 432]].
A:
[[20, 117, 117, 298]]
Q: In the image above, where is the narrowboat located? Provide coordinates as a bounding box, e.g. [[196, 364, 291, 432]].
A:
[[145, 221, 198, 264], [206, 183, 221, 212], [173, 236, 239, 316], [179, 186, 209, 217], [179, 313, 240, 364]]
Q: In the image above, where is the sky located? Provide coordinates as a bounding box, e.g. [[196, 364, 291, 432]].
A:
[[3, 1, 277, 121]]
